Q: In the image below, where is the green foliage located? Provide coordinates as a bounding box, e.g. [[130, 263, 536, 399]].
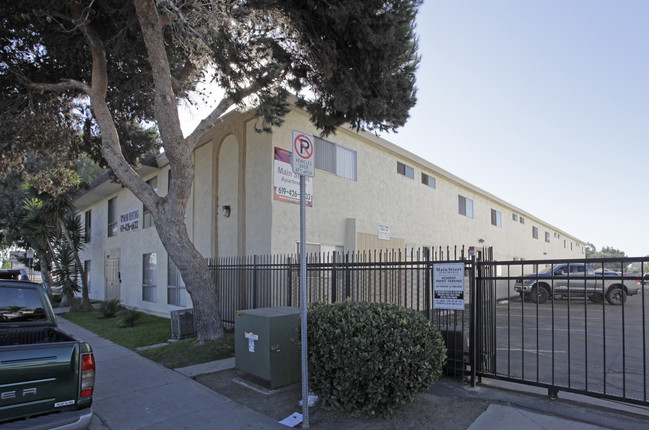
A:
[[51, 241, 80, 299], [306, 301, 446, 416], [139, 334, 235, 369], [116, 308, 141, 328], [62, 310, 171, 350], [97, 299, 123, 319]]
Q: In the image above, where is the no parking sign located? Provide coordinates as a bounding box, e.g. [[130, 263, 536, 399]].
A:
[[291, 131, 315, 177]]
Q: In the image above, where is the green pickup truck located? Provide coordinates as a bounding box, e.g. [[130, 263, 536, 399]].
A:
[[0, 280, 95, 429]]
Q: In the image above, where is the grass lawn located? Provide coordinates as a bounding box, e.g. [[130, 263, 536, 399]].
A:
[[139, 333, 235, 368], [61, 309, 235, 368]]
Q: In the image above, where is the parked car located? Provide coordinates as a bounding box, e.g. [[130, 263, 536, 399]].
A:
[[515, 263, 639, 305], [0, 268, 29, 280], [0, 279, 95, 428], [637, 273, 649, 287]]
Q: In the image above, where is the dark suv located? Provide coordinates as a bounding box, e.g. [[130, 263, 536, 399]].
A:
[[0, 269, 28, 280]]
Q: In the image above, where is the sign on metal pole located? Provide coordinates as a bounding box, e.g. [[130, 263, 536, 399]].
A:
[[291, 130, 314, 428], [291, 131, 315, 177], [433, 263, 465, 310]]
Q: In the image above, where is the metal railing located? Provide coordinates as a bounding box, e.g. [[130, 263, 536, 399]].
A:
[[475, 256, 649, 406]]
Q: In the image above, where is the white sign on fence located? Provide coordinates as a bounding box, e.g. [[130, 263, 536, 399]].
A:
[[433, 263, 465, 310]]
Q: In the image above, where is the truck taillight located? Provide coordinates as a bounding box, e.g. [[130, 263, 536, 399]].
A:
[[80, 353, 95, 398]]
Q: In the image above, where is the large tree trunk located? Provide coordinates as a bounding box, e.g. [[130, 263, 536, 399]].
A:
[[156, 216, 224, 342], [71, 0, 226, 341]]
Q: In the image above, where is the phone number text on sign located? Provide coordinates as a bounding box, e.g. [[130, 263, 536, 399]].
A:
[[274, 147, 313, 206]]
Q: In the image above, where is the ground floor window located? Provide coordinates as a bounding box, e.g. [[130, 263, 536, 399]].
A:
[[142, 253, 157, 302], [167, 258, 186, 307]]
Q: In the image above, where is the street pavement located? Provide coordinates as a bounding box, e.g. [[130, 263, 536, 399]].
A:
[[55, 315, 649, 430]]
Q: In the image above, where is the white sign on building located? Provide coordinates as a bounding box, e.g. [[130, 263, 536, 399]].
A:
[[120, 209, 139, 233], [378, 224, 390, 240], [433, 263, 465, 310]]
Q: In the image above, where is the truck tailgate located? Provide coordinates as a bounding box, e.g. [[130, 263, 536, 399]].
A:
[[0, 341, 82, 422]]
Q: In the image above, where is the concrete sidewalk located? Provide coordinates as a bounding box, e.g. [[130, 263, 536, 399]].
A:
[[56, 317, 284, 430], [56, 315, 649, 429]]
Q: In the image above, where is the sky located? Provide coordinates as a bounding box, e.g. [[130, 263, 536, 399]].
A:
[[180, 1, 649, 257]]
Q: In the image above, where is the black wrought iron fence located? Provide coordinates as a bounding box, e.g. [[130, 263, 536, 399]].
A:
[[208, 245, 484, 377], [475, 256, 649, 407]]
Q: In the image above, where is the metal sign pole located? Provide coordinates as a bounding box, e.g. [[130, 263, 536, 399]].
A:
[[299, 174, 309, 428]]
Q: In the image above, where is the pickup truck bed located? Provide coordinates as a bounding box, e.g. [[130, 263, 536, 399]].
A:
[[0, 281, 95, 429]]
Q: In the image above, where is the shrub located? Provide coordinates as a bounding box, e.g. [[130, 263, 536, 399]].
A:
[[116, 308, 141, 328], [97, 299, 122, 319], [306, 301, 446, 416]]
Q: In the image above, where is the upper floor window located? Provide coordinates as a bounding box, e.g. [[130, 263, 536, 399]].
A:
[[491, 209, 502, 227], [458, 195, 474, 218], [532, 226, 539, 239], [107, 197, 117, 237], [520, 216, 525, 224], [397, 161, 414, 179], [143, 176, 158, 229], [512, 214, 518, 222], [84, 210, 92, 243], [314, 138, 357, 180], [545, 231, 551, 243], [421, 173, 436, 188]]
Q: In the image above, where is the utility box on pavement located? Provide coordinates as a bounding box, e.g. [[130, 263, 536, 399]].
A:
[[234, 307, 301, 389]]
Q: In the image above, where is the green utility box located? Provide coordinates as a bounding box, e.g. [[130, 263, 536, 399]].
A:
[[234, 306, 301, 389]]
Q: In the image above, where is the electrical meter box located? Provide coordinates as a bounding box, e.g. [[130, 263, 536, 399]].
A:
[[234, 306, 301, 389]]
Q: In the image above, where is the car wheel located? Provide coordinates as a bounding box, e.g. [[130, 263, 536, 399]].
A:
[[606, 286, 627, 306], [530, 285, 549, 304], [588, 293, 604, 304]]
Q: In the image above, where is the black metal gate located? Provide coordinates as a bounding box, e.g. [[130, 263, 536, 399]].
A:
[[473, 257, 649, 407]]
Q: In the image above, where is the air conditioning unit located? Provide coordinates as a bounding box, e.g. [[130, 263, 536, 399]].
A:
[[170, 309, 196, 339]]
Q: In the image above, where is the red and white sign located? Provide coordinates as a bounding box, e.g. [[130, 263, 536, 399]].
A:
[[291, 130, 315, 177]]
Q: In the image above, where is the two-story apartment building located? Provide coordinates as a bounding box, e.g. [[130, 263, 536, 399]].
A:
[[75, 104, 586, 316]]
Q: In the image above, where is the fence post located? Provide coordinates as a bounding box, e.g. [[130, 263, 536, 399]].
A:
[[253, 255, 258, 309], [331, 252, 337, 303], [425, 250, 431, 320], [345, 253, 351, 300], [470, 253, 478, 387], [286, 256, 293, 307]]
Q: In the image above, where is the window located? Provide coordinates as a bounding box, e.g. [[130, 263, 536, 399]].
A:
[[520, 217, 525, 224], [143, 176, 158, 229], [142, 253, 157, 302], [421, 173, 436, 188], [167, 258, 186, 307], [512, 214, 518, 222], [397, 161, 414, 179], [532, 226, 539, 239], [564, 240, 567, 248], [84, 260, 91, 293], [545, 231, 551, 243], [314, 138, 357, 180], [107, 197, 117, 237], [491, 209, 502, 227], [458, 195, 474, 218], [84, 210, 92, 243]]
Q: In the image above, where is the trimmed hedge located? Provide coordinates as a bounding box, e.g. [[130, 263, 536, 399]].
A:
[[306, 301, 446, 416]]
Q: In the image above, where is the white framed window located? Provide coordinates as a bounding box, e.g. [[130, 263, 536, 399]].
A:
[[532, 226, 539, 239], [421, 173, 436, 188], [458, 195, 473, 218], [491, 209, 502, 227], [314, 138, 357, 180], [520, 216, 525, 224], [397, 161, 414, 179], [545, 231, 551, 243], [167, 258, 186, 307], [512, 214, 518, 222], [142, 253, 157, 302], [107, 197, 117, 237], [143, 176, 158, 229], [84, 210, 92, 243]]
